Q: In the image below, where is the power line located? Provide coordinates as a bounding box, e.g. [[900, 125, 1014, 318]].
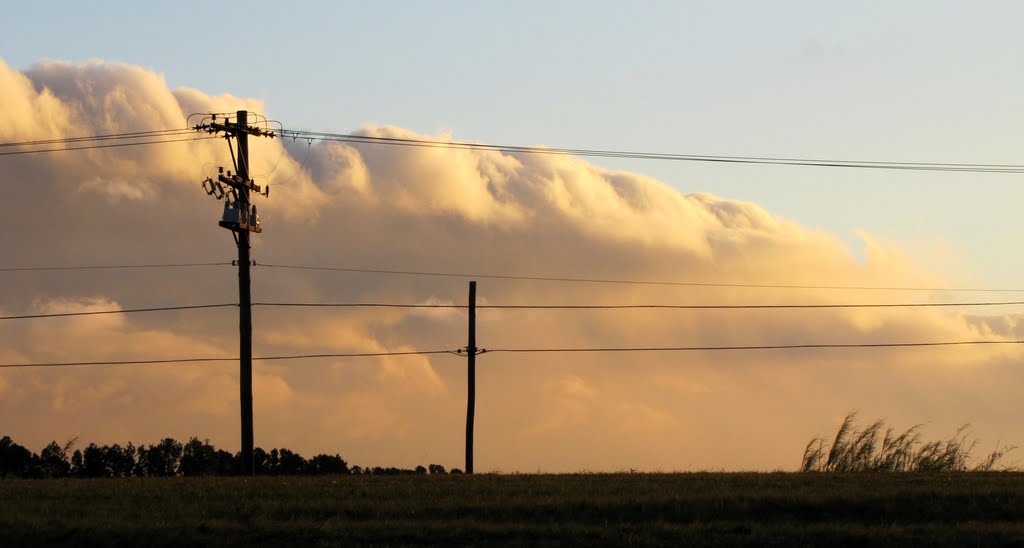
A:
[[279, 129, 1024, 174], [484, 340, 1024, 354], [477, 301, 1024, 309], [4, 297, 1016, 322], [0, 135, 220, 157], [2, 259, 1016, 294], [5, 339, 1020, 369], [0, 262, 232, 272], [0, 350, 454, 369], [0, 128, 196, 148], [251, 301, 460, 309], [0, 304, 237, 321], [252, 300, 1024, 310], [4, 294, 1015, 321], [5, 295, 1015, 321], [7, 126, 1024, 174], [257, 350, 455, 361], [0, 357, 235, 368], [255, 262, 1024, 293]]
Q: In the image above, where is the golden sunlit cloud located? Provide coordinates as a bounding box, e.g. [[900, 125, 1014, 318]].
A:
[[1, 58, 1021, 471]]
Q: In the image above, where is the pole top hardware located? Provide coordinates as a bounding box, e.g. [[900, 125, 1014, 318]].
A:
[[194, 110, 274, 234], [195, 121, 275, 138], [219, 173, 265, 194], [192, 111, 275, 139]]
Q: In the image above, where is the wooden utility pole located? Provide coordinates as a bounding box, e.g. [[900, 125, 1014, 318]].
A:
[[465, 280, 477, 474], [195, 109, 272, 476], [235, 110, 254, 476]]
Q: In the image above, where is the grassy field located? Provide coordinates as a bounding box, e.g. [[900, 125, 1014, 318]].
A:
[[3, 472, 1024, 546]]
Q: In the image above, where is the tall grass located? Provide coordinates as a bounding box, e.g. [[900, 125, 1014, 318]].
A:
[[801, 411, 1016, 472]]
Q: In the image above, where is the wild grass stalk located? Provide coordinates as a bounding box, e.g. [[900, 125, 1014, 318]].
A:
[[801, 411, 1016, 472]]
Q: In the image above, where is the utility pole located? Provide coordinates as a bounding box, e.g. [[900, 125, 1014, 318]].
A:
[[196, 110, 273, 475], [235, 111, 255, 477], [465, 281, 477, 474]]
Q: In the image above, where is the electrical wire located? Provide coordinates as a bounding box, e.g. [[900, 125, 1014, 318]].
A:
[[0, 357, 236, 368], [254, 263, 1024, 293], [0, 128, 196, 148], [0, 262, 232, 272], [479, 301, 1024, 309], [0, 304, 237, 321], [6, 294, 1015, 321], [256, 350, 454, 361], [278, 129, 1024, 174], [0, 350, 455, 369], [251, 141, 288, 179], [254, 302, 464, 309], [8, 124, 1024, 174], [268, 138, 313, 187], [6, 125, 1024, 174], [251, 300, 1024, 310], [0, 135, 220, 157], [4, 339, 1021, 369], [5, 296, 1018, 322], [2, 259, 1016, 294], [484, 340, 1024, 354]]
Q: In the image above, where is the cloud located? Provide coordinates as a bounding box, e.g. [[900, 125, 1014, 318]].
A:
[[1, 58, 1021, 471]]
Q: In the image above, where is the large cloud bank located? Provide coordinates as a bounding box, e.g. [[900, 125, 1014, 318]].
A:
[[1, 59, 1021, 471]]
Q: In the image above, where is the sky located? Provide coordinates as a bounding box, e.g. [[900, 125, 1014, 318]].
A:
[[1, 1, 1023, 471], [5, 0, 1024, 281]]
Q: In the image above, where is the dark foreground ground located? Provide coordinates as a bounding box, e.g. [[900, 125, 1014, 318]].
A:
[[2, 472, 1024, 547]]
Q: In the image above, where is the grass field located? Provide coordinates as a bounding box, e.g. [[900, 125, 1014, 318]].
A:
[[3, 472, 1024, 546]]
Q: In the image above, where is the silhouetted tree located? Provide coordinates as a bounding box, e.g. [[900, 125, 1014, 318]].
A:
[[71, 449, 83, 474], [132, 445, 149, 477], [309, 454, 349, 475], [178, 440, 236, 476], [265, 448, 281, 474], [0, 434, 438, 479], [107, 444, 137, 478], [143, 438, 183, 476], [39, 441, 71, 478], [253, 447, 272, 475], [180, 438, 219, 476], [79, 443, 112, 478], [370, 466, 418, 475], [0, 436, 35, 479], [213, 449, 237, 476], [76, 443, 137, 478], [276, 448, 307, 475]]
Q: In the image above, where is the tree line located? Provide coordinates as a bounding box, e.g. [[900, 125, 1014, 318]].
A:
[[0, 436, 458, 479]]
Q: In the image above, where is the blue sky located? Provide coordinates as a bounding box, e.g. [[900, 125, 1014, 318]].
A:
[[3, 0, 1023, 286]]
